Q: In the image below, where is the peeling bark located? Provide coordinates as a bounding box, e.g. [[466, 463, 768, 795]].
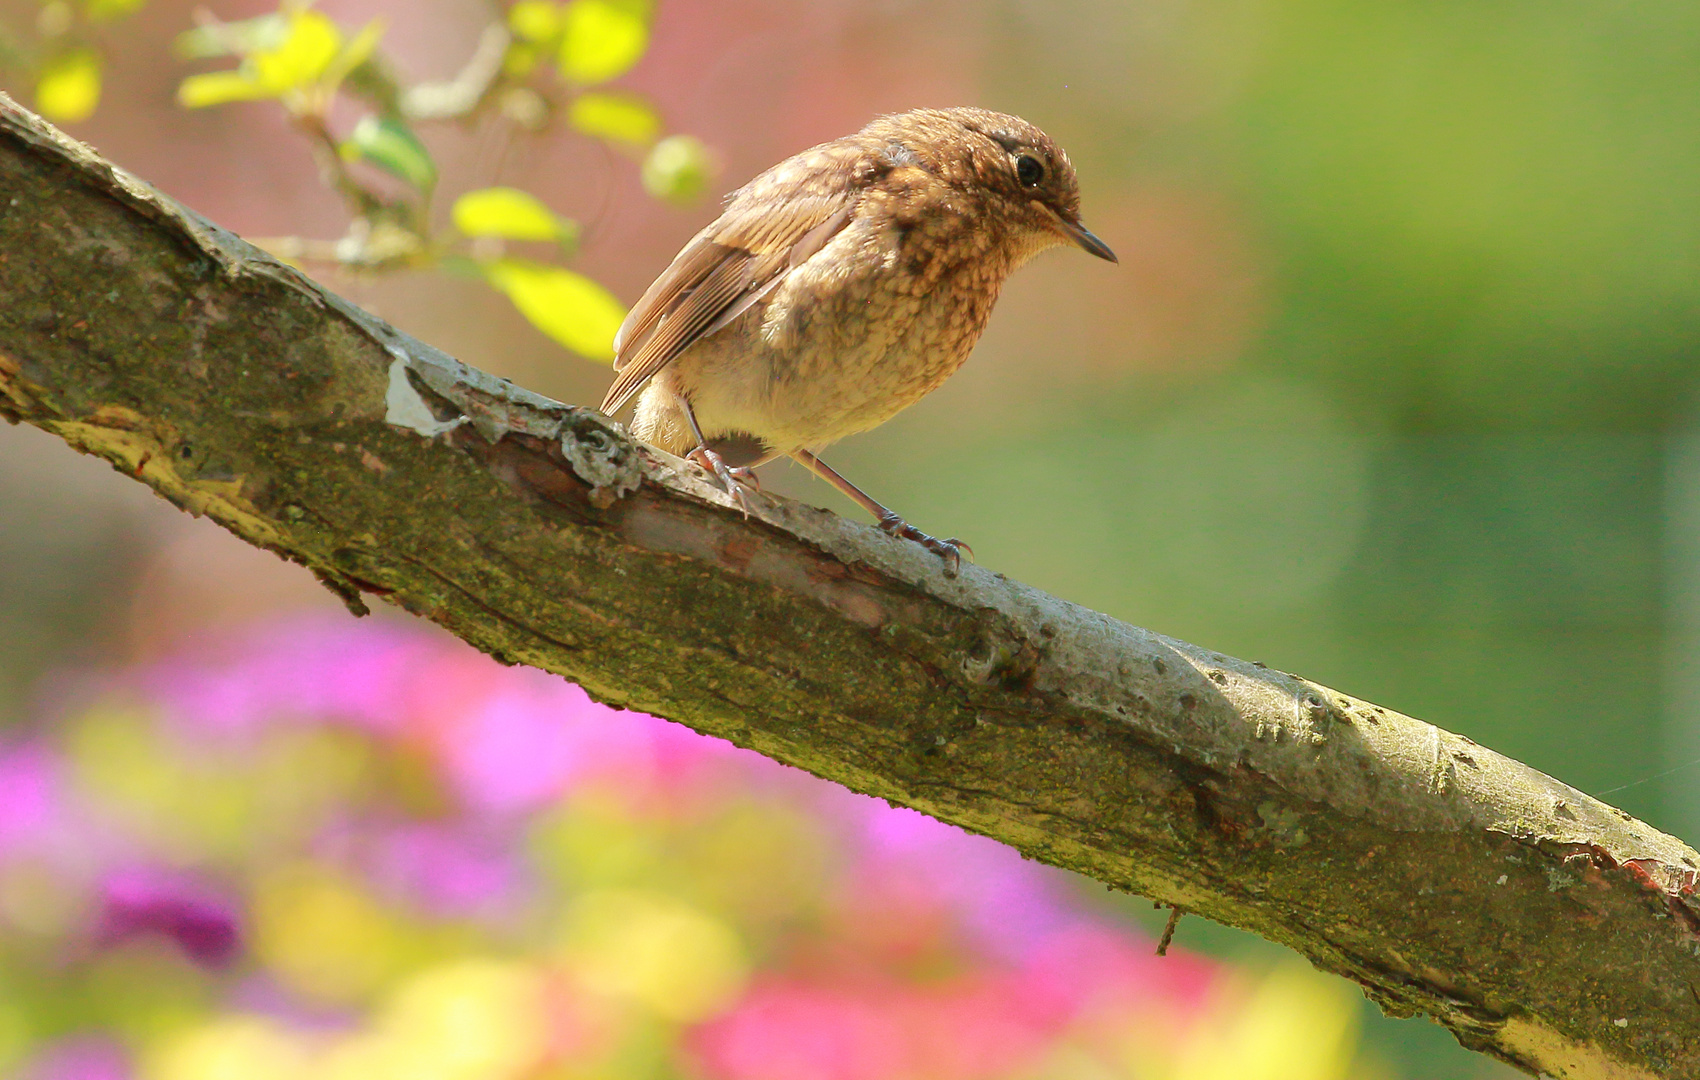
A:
[[1, 94, 1697, 1078]]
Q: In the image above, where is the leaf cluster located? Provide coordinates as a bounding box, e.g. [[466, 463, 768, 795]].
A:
[[3, 0, 716, 364]]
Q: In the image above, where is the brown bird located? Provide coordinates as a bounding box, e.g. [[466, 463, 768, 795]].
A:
[[601, 107, 1116, 571]]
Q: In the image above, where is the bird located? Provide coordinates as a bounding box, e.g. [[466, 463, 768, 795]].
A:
[[600, 107, 1117, 572]]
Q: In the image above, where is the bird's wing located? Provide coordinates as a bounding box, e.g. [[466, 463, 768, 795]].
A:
[[600, 190, 857, 416]]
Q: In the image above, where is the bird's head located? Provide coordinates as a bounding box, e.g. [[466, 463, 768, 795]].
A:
[[864, 107, 1118, 265]]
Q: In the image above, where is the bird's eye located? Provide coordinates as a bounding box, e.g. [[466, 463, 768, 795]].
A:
[[1015, 154, 1045, 188]]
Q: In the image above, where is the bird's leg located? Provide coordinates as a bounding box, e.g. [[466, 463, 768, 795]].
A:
[[680, 398, 755, 515], [791, 449, 972, 575]]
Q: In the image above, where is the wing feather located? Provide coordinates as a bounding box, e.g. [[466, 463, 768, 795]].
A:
[[600, 184, 858, 415], [601, 249, 767, 414], [609, 227, 722, 361]]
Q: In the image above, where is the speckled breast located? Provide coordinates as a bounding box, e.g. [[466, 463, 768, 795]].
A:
[[752, 220, 1009, 446]]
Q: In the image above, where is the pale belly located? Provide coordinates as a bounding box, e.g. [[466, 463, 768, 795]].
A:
[[642, 274, 987, 460]]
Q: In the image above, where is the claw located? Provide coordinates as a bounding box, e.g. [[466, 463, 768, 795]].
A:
[[688, 445, 757, 515], [788, 450, 968, 577], [727, 466, 762, 492], [877, 512, 973, 577]]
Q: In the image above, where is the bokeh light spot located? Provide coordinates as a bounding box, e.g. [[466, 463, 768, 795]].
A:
[[560, 888, 749, 1022]]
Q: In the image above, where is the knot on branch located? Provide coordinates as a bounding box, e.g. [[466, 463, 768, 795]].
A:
[[560, 413, 642, 509]]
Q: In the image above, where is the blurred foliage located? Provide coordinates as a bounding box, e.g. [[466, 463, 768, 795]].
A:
[[164, 0, 709, 362], [175, 8, 375, 109], [0, 0, 714, 364], [814, 0, 1700, 852], [453, 187, 579, 246], [0, 1, 144, 123], [0, 620, 1387, 1080], [31, 46, 98, 121], [481, 258, 626, 361], [643, 133, 713, 204], [1231, 0, 1700, 432]]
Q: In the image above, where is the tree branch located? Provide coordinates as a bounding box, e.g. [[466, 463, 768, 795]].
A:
[[1, 94, 1696, 1078]]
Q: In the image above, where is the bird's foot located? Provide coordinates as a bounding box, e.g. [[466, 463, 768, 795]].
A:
[[876, 512, 973, 576], [688, 445, 757, 515]]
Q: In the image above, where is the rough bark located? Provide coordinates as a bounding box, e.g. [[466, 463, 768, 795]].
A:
[[1, 94, 1697, 1079]]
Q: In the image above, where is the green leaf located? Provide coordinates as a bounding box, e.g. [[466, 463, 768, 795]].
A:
[[568, 90, 659, 146], [84, 0, 145, 23], [438, 253, 488, 281], [482, 258, 626, 362], [36, 50, 102, 123], [250, 9, 343, 93], [178, 70, 276, 108], [342, 115, 437, 190], [557, 0, 649, 85], [642, 134, 712, 205], [453, 187, 571, 242], [508, 0, 563, 43]]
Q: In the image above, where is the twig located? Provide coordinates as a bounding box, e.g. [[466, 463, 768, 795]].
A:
[[291, 110, 383, 221], [401, 23, 512, 122], [1155, 904, 1185, 957]]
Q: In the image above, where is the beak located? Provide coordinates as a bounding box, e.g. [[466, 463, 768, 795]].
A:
[[1061, 216, 1118, 263], [1038, 203, 1117, 263]]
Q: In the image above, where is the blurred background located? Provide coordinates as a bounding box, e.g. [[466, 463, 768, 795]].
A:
[[4, 0, 1700, 1076]]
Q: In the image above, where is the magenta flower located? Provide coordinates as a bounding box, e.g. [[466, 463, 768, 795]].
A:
[[94, 868, 241, 967]]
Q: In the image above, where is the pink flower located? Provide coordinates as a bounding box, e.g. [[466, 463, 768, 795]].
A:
[[0, 745, 63, 860], [148, 617, 431, 738], [17, 1037, 131, 1080], [433, 673, 622, 817], [345, 821, 524, 917], [689, 981, 908, 1080]]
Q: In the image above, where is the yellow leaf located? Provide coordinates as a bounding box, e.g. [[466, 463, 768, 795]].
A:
[[453, 188, 568, 242], [177, 70, 275, 109], [250, 9, 344, 93], [320, 17, 387, 95], [35, 50, 102, 123], [568, 90, 659, 145], [557, 0, 649, 85], [483, 259, 626, 362], [508, 0, 563, 43]]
